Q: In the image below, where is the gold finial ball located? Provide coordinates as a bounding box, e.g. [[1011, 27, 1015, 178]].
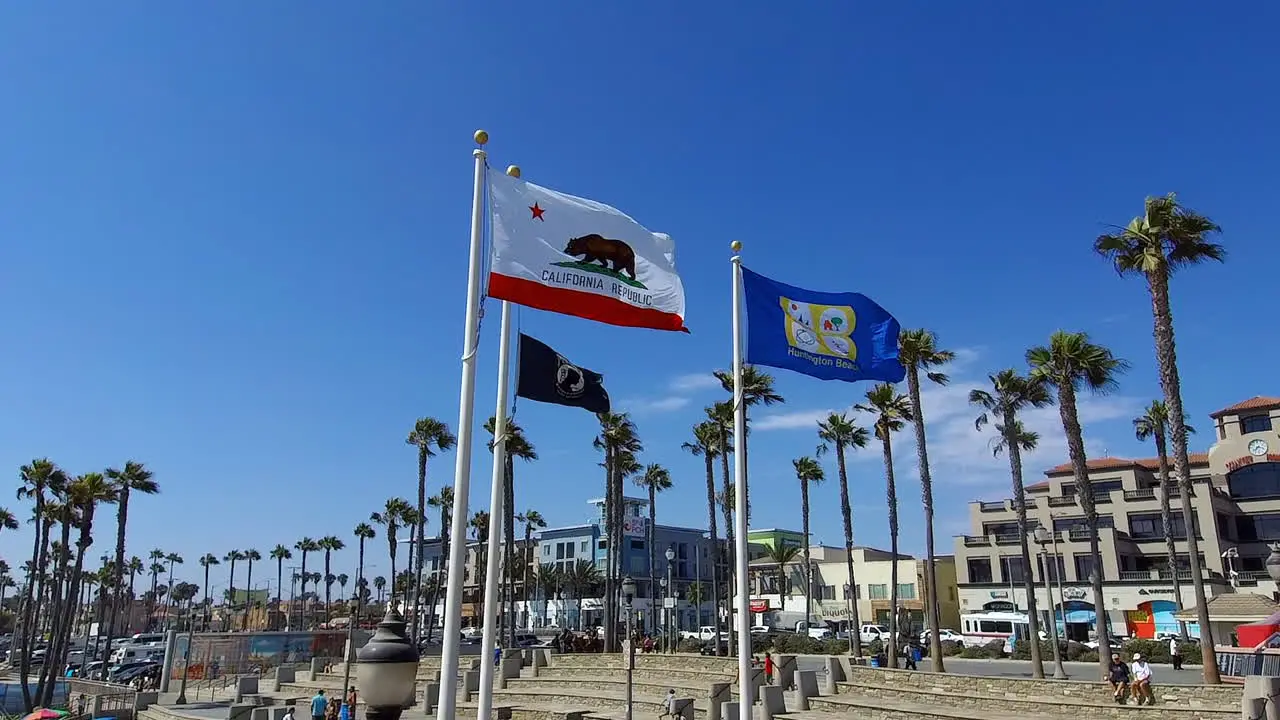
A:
[[473, 130, 489, 145], [506, 165, 521, 178], [730, 240, 743, 252]]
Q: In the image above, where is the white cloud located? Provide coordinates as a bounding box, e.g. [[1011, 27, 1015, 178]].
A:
[[624, 396, 692, 414], [620, 372, 725, 416], [753, 408, 837, 431], [668, 373, 723, 393]]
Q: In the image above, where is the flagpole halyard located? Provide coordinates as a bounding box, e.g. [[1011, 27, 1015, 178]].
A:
[[436, 130, 491, 720], [729, 241, 753, 720], [475, 165, 523, 719]]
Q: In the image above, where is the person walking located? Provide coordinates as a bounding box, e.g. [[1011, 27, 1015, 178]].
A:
[[1168, 637, 1183, 671], [310, 690, 328, 720], [764, 652, 775, 685], [1105, 653, 1130, 704], [282, 706, 296, 720], [1131, 653, 1154, 706], [658, 689, 677, 718]]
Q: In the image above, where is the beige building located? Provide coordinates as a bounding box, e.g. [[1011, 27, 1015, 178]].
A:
[[747, 542, 960, 632], [954, 396, 1280, 642]]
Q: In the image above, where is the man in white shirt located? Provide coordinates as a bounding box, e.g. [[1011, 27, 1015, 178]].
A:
[[1169, 637, 1183, 670], [1131, 653, 1154, 706]]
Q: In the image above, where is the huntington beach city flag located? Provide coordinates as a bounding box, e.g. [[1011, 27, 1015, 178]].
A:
[[515, 333, 611, 413], [741, 267, 905, 383], [487, 170, 687, 332]]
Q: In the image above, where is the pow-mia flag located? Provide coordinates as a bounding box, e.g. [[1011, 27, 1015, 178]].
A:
[[516, 334, 611, 414]]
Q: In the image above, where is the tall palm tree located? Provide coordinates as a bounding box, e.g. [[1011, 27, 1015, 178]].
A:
[[564, 559, 603, 631], [370, 499, 411, 603], [222, 550, 243, 630], [163, 552, 184, 630], [816, 412, 871, 657], [102, 461, 157, 663], [17, 458, 63, 705], [594, 411, 642, 652], [713, 364, 784, 523], [634, 464, 672, 631], [684, 421, 724, 645], [897, 328, 955, 672], [470, 511, 491, 612], [0, 508, 16, 532], [198, 554, 220, 630], [536, 563, 561, 626], [485, 417, 537, 647], [125, 555, 143, 631], [971, 369, 1054, 678], [1028, 330, 1129, 677], [406, 417, 457, 642], [270, 545, 292, 630], [242, 549, 261, 630], [317, 537, 344, 621], [519, 510, 547, 630], [1134, 400, 1195, 641], [792, 456, 824, 635], [424, 487, 453, 641], [762, 544, 801, 598], [353, 522, 375, 623], [1096, 195, 1224, 681], [855, 382, 911, 668], [373, 576, 387, 605]]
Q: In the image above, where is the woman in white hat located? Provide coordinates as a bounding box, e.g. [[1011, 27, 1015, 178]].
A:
[[1130, 652, 1153, 705]]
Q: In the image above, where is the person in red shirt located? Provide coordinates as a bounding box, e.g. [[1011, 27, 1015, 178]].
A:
[[764, 652, 775, 685]]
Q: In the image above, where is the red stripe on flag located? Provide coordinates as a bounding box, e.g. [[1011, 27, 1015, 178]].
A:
[[488, 273, 689, 333]]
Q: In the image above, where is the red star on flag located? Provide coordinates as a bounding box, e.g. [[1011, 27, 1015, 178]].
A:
[[529, 203, 545, 221]]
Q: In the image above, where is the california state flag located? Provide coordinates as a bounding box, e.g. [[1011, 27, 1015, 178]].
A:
[[487, 171, 688, 332]]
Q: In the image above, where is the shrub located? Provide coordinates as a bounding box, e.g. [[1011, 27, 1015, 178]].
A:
[[772, 633, 825, 655], [941, 640, 965, 657], [820, 639, 851, 655], [676, 638, 703, 653], [1011, 639, 1058, 661]]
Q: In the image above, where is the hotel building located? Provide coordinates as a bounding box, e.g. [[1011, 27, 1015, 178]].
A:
[[954, 396, 1280, 640]]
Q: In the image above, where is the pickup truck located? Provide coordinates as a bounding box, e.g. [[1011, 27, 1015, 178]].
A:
[[680, 626, 728, 641], [859, 624, 891, 644]]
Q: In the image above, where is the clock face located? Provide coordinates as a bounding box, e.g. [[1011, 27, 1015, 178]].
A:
[[1249, 438, 1269, 457]]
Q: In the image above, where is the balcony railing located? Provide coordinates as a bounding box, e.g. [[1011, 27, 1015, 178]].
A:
[[979, 501, 1008, 512], [1048, 496, 1078, 507], [994, 533, 1022, 545], [1119, 570, 1153, 581], [963, 535, 990, 547], [1122, 487, 1183, 501]]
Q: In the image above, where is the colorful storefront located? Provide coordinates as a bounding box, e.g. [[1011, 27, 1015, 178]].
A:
[[1124, 600, 1196, 638]]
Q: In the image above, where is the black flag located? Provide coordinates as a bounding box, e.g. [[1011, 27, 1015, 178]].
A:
[[516, 334, 611, 413]]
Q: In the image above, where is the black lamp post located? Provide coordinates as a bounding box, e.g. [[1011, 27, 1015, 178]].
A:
[[357, 605, 420, 720]]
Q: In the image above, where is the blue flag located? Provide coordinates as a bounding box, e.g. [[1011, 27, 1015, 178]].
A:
[[741, 266, 905, 383]]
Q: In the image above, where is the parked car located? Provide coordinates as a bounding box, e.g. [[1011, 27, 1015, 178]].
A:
[[920, 629, 965, 645], [680, 626, 728, 642]]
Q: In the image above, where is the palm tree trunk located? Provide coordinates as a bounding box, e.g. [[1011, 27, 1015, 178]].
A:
[[1056, 382, 1112, 678], [203, 565, 212, 631], [704, 455, 722, 651], [648, 483, 658, 634], [245, 560, 255, 631], [523, 525, 534, 630], [800, 478, 812, 635], [1153, 432, 1189, 641], [504, 455, 516, 649], [275, 559, 284, 631], [718, 423, 735, 655], [881, 435, 900, 669], [906, 365, 946, 673], [1148, 270, 1218, 680], [413, 449, 428, 646], [834, 443, 864, 658], [603, 445, 616, 653], [106, 486, 129, 668], [427, 508, 449, 641], [18, 500, 46, 710], [1003, 411, 1044, 678]]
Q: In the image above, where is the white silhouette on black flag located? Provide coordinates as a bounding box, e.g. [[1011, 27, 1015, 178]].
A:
[[515, 334, 611, 414]]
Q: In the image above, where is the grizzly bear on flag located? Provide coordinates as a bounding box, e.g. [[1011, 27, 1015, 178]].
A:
[[563, 234, 637, 281]]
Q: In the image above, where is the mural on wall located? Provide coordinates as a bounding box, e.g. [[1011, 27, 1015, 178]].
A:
[[171, 631, 349, 679], [1124, 600, 1199, 639]]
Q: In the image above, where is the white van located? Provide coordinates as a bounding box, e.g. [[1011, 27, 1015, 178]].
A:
[[111, 644, 164, 665], [128, 633, 166, 646]]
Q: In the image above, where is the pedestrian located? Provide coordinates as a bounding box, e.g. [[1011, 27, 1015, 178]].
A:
[[283, 706, 296, 720], [1169, 637, 1183, 671], [325, 696, 341, 720], [1131, 653, 1154, 706], [311, 690, 328, 720], [493, 645, 502, 667], [764, 653, 775, 685], [1105, 653, 1130, 704], [901, 643, 918, 671], [658, 688, 677, 718]]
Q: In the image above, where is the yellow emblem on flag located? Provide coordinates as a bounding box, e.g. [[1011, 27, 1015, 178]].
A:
[[780, 297, 858, 360]]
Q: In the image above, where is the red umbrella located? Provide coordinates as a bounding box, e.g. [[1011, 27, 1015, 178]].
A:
[[23, 709, 70, 720]]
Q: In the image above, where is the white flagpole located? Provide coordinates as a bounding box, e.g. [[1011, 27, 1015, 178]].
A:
[[730, 241, 753, 720], [476, 301, 517, 715], [436, 130, 490, 720]]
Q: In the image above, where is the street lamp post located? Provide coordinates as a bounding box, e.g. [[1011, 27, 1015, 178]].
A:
[[1033, 527, 1068, 679], [622, 577, 636, 720], [175, 628, 193, 704], [356, 605, 420, 720], [665, 546, 676, 653], [341, 598, 359, 716], [659, 577, 669, 653]]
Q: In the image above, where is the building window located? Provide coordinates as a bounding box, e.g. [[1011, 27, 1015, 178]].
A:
[[999, 556, 1026, 583], [1238, 513, 1280, 541], [1036, 554, 1065, 581], [1074, 553, 1097, 581], [1229, 463, 1280, 499], [1129, 512, 1195, 539], [543, 545, 551, 556], [1242, 415, 1273, 434], [868, 584, 889, 600], [821, 585, 836, 600], [1053, 515, 1114, 531], [843, 584, 860, 600], [967, 558, 993, 583], [581, 541, 588, 553], [630, 539, 645, 550], [1063, 480, 1123, 497], [897, 583, 916, 600], [555, 543, 566, 560]]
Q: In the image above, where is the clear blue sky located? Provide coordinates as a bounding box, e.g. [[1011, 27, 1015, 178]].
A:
[[2, 3, 1276, 592]]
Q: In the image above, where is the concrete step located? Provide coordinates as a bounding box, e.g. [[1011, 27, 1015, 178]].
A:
[[815, 685, 1234, 720], [505, 676, 736, 702], [536, 666, 736, 685], [492, 688, 708, 719]]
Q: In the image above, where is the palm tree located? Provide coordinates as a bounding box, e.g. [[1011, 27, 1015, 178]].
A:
[[198, 554, 220, 630], [293, 539, 320, 628], [816, 412, 871, 657], [126, 555, 143, 630], [373, 576, 387, 605], [1096, 195, 1224, 680], [707, 402, 737, 614], [971, 369, 1054, 678], [683, 421, 724, 648], [1134, 400, 1195, 641], [791, 456, 824, 635], [594, 411, 642, 652], [270, 545, 292, 630], [242, 549, 261, 630], [371, 499, 411, 602], [353, 523, 376, 620], [564, 559, 603, 631], [536, 563, 561, 626], [102, 461, 157, 664], [897, 328, 955, 671], [222, 550, 243, 630], [1028, 330, 1129, 677], [485, 416, 537, 647], [713, 364, 784, 523], [424, 487, 454, 641], [519, 510, 547, 630], [406, 416, 457, 642], [318, 537, 344, 621], [163, 552, 184, 630], [762, 544, 801, 598], [633, 464, 672, 631], [17, 458, 64, 705], [855, 382, 911, 668]]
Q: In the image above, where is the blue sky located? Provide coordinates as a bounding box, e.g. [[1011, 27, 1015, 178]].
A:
[[2, 3, 1277, 593]]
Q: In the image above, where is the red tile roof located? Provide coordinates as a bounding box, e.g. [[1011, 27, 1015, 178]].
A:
[[1044, 453, 1209, 476], [1210, 396, 1280, 419], [1025, 480, 1051, 491]]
